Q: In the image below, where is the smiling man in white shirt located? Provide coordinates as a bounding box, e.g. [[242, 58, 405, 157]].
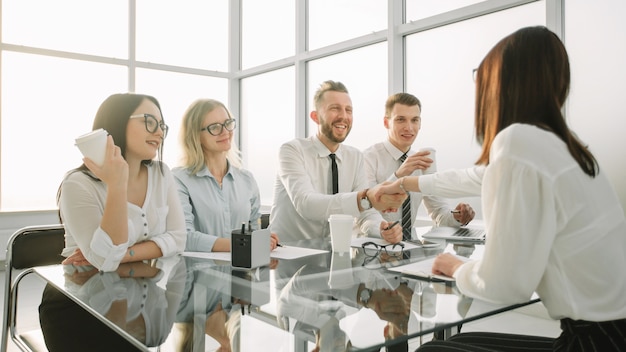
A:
[[363, 93, 475, 240], [269, 80, 405, 243]]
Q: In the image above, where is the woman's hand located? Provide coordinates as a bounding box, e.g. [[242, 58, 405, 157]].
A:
[[432, 253, 464, 277], [83, 135, 128, 189], [368, 288, 410, 322], [64, 267, 99, 285], [62, 248, 92, 266]]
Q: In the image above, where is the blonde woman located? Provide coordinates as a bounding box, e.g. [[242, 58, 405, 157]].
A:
[[173, 99, 278, 252]]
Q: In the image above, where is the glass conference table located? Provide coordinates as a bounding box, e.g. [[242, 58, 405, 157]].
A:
[[33, 237, 539, 352]]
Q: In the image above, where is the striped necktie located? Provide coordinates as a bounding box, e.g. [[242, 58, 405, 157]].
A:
[[329, 153, 338, 194], [399, 153, 411, 240]]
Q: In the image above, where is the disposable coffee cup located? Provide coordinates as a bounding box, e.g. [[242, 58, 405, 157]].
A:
[[328, 214, 354, 253], [75, 129, 108, 166], [418, 147, 436, 174]]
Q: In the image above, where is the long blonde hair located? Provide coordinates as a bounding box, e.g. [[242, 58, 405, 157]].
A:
[[178, 99, 242, 175]]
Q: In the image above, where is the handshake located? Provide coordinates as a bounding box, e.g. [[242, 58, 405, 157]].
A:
[[366, 179, 408, 213]]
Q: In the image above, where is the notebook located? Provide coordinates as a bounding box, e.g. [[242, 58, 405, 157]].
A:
[[420, 226, 486, 243]]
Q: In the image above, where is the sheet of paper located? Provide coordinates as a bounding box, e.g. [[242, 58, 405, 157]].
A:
[[183, 246, 328, 262], [270, 245, 328, 260], [183, 251, 231, 261], [351, 237, 422, 252], [387, 254, 470, 281]]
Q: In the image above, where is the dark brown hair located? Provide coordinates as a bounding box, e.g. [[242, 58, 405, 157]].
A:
[[57, 93, 165, 221], [474, 26, 597, 176]]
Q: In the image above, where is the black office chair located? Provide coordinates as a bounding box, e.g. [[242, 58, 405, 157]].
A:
[[1, 224, 65, 352]]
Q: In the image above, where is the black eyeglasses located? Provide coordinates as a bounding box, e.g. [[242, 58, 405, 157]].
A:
[[130, 114, 169, 138], [201, 118, 236, 136], [361, 241, 404, 258]]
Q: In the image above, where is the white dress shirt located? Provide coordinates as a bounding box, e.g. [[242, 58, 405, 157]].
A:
[[172, 163, 261, 252], [270, 135, 382, 242], [362, 140, 459, 237], [59, 161, 187, 271], [454, 124, 626, 322]]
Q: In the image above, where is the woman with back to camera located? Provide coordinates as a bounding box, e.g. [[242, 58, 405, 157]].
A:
[[373, 26, 626, 351], [40, 93, 186, 351], [173, 98, 279, 253]]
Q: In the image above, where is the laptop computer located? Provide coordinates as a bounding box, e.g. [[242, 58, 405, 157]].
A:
[[420, 226, 486, 242]]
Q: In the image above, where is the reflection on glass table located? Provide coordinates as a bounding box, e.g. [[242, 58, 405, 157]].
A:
[[39, 256, 186, 350], [31, 239, 538, 351]]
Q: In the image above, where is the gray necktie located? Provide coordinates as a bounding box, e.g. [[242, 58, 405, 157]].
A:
[[399, 153, 411, 240]]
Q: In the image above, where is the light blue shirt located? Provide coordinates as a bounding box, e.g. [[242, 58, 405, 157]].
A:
[[172, 163, 261, 252]]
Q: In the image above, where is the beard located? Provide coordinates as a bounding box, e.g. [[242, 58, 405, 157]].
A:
[[320, 119, 351, 144]]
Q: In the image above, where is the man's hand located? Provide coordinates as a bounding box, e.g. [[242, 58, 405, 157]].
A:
[[380, 221, 402, 244], [395, 150, 433, 178], [451, 203, 475, 226], [368, 183, 406, 213], [270, 232, 280, 250]]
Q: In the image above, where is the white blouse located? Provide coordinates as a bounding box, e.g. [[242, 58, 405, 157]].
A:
[[454, 124, 626, 321], [59, 161, 186, 271]]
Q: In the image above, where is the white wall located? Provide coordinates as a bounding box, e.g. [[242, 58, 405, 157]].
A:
[[565, 0, 626, 214]]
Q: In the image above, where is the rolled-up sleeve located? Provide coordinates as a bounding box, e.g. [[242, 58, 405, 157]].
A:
[[90, 226, 131, 271]]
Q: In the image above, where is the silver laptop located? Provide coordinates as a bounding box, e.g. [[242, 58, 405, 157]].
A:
[[421, 226, 486, 242]]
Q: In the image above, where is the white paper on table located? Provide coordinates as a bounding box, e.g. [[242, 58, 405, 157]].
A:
[[183, 251, 231, 261], [183, 246, 328, 262]]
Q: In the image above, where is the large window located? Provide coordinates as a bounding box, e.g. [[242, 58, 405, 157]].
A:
[[308, 0, 387, 50], [240, 68, 295, 207], [405, 1, 546, 219], [307, 43, 388, 151], [1, 0, 552, 213], [1, 0, 230, 211]]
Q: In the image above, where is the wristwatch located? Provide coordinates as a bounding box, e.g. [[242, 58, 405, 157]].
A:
[[359, 287, 372, 307], [360, 189, 372, 210]]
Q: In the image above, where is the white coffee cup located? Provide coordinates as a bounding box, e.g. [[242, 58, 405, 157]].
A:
[[328, 214, 354, 253], [418, 147, 436, 174], [75, 128, 108, 166]]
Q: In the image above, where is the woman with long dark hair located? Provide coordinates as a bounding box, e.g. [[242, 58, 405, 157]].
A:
[[374, 26, 626, 351]]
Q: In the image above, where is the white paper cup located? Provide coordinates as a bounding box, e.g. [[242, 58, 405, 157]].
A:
[[328, 214, 354, 253], [75, 129, 108, 166], [418, 147, 436, 173]]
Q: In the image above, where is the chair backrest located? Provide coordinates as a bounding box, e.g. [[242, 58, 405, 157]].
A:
[[6, 224, 65, 270]]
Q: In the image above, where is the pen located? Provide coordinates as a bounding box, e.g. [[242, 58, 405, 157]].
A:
[[450, 210, 461, 214], [384, 220, 400, 231], [276, 243, 283, 247]]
